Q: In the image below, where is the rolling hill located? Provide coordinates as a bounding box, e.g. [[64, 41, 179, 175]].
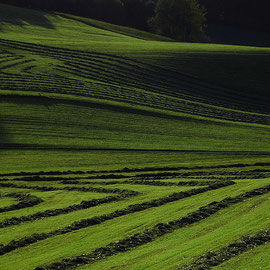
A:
[[0, 3, 270, 270]]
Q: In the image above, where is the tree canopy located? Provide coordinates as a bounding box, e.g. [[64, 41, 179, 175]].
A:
[[151, 0, 206, 41]]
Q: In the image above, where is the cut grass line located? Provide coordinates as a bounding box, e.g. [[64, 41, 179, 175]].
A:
[[1, 162, 269, 178], [0, 183, 139, 196], [0, 182, 232, 256], [60, 180, 217, 187], [35, 184, 270, 270], [1, 38, 269, 117], [3, 174, 128, 182], [0, 59, 35, 71], [0, 195, 123, 229], [178, 229, 270, 270], [0, 193, 43, 213]]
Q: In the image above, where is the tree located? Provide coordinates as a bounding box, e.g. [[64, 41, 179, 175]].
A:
[[151, 0, 207, 41]]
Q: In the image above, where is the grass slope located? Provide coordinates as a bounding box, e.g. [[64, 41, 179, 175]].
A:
[[58, 13, 173, 42], [0, 4, 270, 270], [0, 3, 269, 106]]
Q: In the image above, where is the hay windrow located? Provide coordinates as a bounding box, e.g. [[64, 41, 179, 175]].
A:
[[35, 184, 270, 270]]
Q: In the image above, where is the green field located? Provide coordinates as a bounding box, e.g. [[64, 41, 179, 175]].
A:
[[0, 3, 270, 270]]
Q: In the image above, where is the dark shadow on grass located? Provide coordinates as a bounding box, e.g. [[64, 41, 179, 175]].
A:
[[0, 95, 53, 149], [0, 94, 56, 107], [0, 122, 10, 147], [0, 3, 56, 31]]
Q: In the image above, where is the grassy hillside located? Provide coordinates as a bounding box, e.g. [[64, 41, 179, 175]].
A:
[[57, 13, 173, 42], [0, 4, 270, 270], [0, 3, 270, 107]]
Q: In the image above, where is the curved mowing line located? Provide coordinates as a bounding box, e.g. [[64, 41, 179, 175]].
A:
[[178, 229, 270, 270], [134, 170, 270, 181], [1, 162, 269, 178], [61, 180, 178, 186], [0, 59, 35, 71], [6, 174, 128, 182], [1, 175, 216, 186], [0, 194, 131, 229], [0, 193, 43, 213], [0, 37, 261, 96], [60, 180, 217, 187], [35, 184, 270, 270], [55, 62, 228, 110], [1, 38, 269, 115], [3, 72, 268, 125], [0, 56, 23, 65], [2, 170, 269, 185], [2, 74, 255, 124], [0, 182, 232, 256], [60, 55, 267, 115], [58, 59, 212, 104], [1, 62, 269, 124], [0, 39, 265, 112], [0, 183, 139, 196]]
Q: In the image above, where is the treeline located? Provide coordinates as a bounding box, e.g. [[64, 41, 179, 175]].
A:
[[200, 0, 269, 33], [0, 0, 269, 38]]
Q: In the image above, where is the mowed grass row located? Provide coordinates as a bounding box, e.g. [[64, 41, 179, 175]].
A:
[[1, 96, 270, 152], [0, 164, 269, 268], [0, 187, 108, 222], [1, 62, 268, 128], [2, 148, 270, 175], [0, 3, 269, 109], [81, 190, 269, 270], [0, 38, 269, 118], [213, 242, 270, 270], [0, 176, 269, 269], [0, 4, 270, 269], [0, 183, 197, 245]]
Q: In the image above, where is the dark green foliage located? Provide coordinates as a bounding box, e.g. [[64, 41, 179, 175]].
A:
[[151, 0, 207, 41]]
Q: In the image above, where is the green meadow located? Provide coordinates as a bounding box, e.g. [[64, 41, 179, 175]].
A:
[[0, 3, 269, 270]]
